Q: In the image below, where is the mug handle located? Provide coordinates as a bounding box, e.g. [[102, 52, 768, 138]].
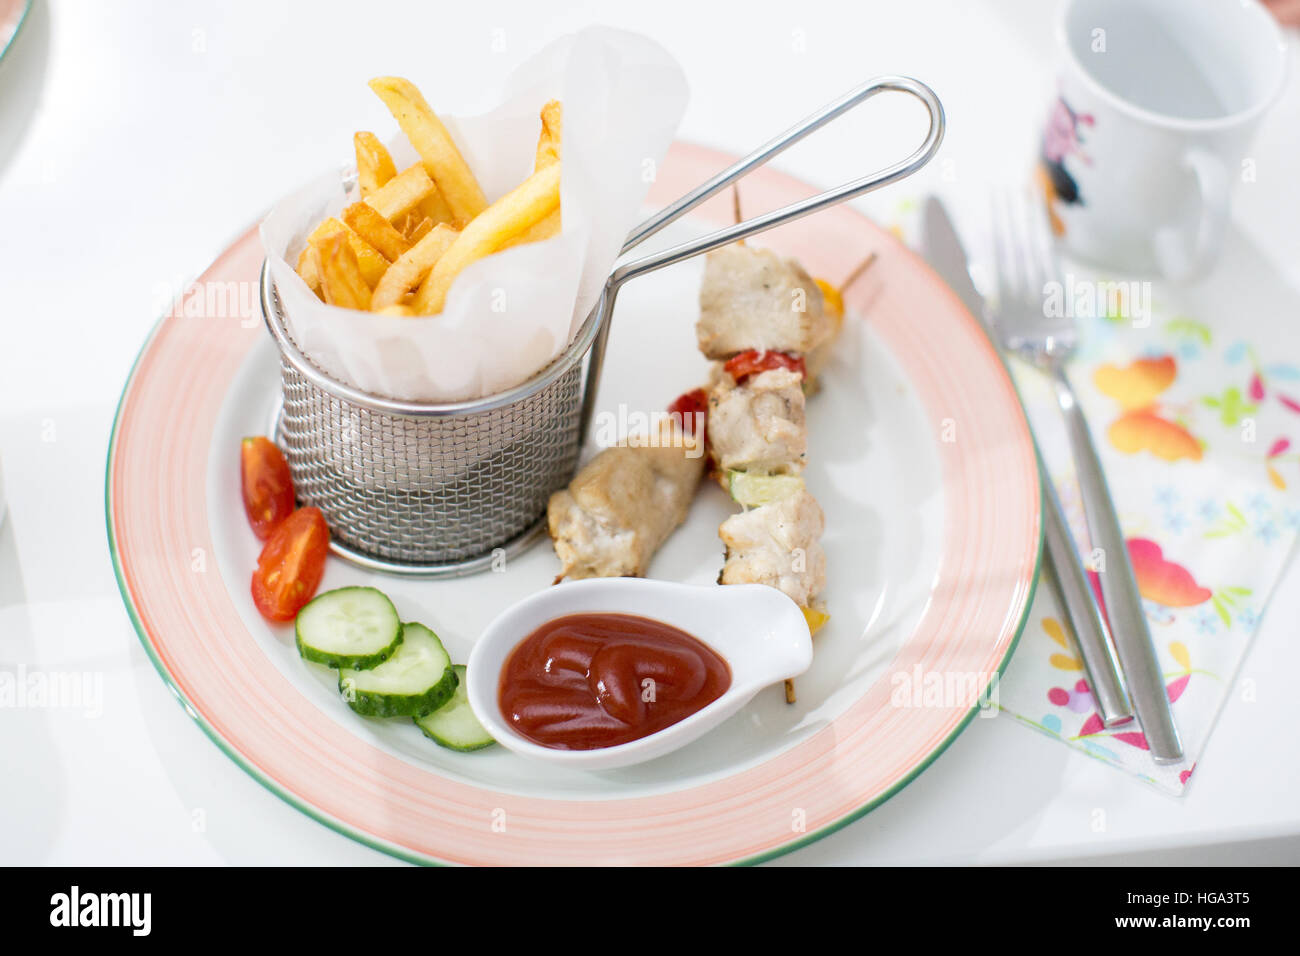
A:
[[1154, 147, 1229, 280]]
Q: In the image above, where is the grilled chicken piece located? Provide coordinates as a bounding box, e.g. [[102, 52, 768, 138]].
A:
[[708, 367, 807, 474], [548, 420, 706, 580], [802, 316, 843, 394], [696, 244, 834, 359], [719, 488, 827, 607]]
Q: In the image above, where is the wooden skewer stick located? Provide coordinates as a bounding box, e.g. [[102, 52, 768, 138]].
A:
[[784, 678, 796, 704], [732, 185, 743, 227], [839, 250, 879, 295]]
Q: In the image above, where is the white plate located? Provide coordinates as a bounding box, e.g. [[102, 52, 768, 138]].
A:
[[108, 142, 1041, 864]]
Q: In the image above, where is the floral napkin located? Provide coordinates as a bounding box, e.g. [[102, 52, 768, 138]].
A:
[[886, 196, 1300, 795]]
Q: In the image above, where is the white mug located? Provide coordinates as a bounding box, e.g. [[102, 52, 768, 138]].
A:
[[1039, 0, 1287, 279]]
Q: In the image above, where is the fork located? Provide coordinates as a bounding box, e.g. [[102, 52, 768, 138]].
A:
[[989, 188, 1184, 765]]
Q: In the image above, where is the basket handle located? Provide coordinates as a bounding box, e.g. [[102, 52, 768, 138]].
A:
[[576, 75, 944, 438], [618, 74, 944, 266]]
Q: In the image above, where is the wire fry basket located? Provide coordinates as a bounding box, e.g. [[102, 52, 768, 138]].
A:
[[261, 75, 944, 577]]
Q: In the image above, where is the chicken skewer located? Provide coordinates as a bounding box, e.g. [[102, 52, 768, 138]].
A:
[[547, 254, 863, 588], [698, 244, 833, 702], [700, 197, 875, 700], [546, 193, 871, 606]]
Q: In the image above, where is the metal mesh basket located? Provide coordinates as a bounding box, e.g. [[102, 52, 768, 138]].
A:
[[259, 75, 943, 577], [276, 359, 583, 565], [261, 269, 602, 576]]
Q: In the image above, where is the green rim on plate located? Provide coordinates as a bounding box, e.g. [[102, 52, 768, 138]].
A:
[[0, 0, 33, 64]]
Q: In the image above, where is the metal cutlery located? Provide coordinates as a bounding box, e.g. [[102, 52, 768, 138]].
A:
[[986, 188, 1183, 763], [922, 197, 1132, 729]]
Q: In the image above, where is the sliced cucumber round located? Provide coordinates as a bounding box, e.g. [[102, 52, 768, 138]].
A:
[[727, 469, 805, 507], [414, 665, 496, 752], [295, 587, 403, 669], [338, 622, 457, 718]]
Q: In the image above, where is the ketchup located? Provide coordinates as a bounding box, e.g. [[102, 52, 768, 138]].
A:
[[499, 613, 731, 750]]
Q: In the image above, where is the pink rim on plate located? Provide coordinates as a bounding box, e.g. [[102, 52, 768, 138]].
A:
[[107, 142, 1043, 866]]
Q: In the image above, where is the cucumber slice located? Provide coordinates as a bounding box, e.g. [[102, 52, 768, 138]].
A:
[[726, 470, 805, 507], [295, 587, 402, 669], [338, 622, 457, 718], [414, 666, 496, 752]]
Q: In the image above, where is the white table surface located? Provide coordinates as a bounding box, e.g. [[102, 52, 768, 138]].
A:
[[3, 0, 1299, 866]]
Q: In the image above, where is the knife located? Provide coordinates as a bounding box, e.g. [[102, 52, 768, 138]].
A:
[[921, 196, 1134, 728]]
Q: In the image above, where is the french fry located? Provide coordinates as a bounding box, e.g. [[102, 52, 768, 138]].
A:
[[392, 211, 417, 238], [498, 207, 561, 250], [314, 233, 372, 311], [368, 76, 488, 221], [343, 201, 411, 262], [417, 184, 455, 226], [354, 131, 397, 198], [534, 100, 562, 170], [494, 101, 562, 252], [296, 218, 389, 291], [413, 163, 561, 314], [363, 163, 435, 222], [296, 79, 562, 317], [296, 243, 323, 296], [406, 217, 435, 243], [371, 223, 461, 310]]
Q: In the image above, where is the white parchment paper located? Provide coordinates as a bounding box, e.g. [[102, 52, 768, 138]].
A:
[[259, 27, 687, 402]]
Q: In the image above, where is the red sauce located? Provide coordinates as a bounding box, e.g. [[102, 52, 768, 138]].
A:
[[499, 613, 732, 750]]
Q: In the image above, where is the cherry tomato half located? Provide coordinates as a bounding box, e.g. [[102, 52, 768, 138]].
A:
[[723, 350, 806, 384], [667, 387, 709, 444], [251, 507, 330, 622], [241, 436, 296, 541]]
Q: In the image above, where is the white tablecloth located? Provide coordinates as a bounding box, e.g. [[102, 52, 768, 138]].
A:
[[2, 0, 1297, 865]]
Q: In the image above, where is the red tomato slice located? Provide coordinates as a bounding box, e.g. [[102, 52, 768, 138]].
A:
[[251, 507, 330, 622], [723, 350, 806, 383], [241, 436, 296, 541], [667, 387, 708, 443]]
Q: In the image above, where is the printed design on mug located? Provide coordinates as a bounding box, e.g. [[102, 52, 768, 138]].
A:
[[1038, 96, 1094, 236]]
